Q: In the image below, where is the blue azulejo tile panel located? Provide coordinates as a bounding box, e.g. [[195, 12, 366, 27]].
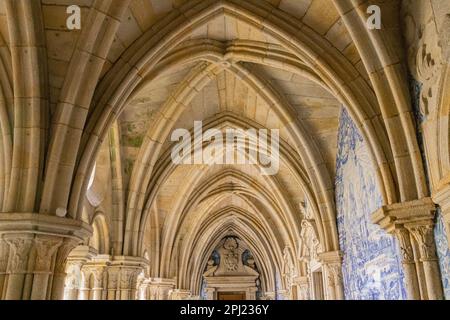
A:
[[335, 108, 407, 300], [434, 208, 450, 299]]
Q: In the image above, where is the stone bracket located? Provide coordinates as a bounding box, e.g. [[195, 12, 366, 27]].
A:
[[371, 198, 436, 232]]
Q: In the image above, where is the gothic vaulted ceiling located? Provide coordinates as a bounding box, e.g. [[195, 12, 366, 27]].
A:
[[1, 0, 443, 296]]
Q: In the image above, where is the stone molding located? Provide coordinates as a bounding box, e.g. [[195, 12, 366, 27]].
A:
[[371, 198, 436, 232]]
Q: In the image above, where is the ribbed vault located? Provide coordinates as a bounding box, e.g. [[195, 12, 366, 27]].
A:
[[0, 0, 447, 301]]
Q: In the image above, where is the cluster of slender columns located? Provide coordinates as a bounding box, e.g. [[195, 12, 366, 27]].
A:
[[137, 278, 176, 300], [0, 214, 91, 300], [320, 251, 345, 300], [64, 247, 147, 300], [372, 198, 444, 300]]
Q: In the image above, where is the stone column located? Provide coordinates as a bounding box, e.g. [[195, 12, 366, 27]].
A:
[[261, 291, 275, 300], [139, 279, 152, 300], [0, 239, 8, 298], [104, 256, 147, 300], [64, 261, 82, 300], [156, 279, 176, 300], [90, 267, 106, 300], [247, 287, 258, 300], [295, 276, 310, 300], [106, 268, 119, 300], [205, 287, 215, 300], [411, 239, 428, 299], [0, 214, 91, 300], [372, 197, 444, 300], [51, 239, 84, 300], [329, 264, 344, 300], [408, 224, 444, 300], [394, 228, 421, 300], [119, 268, 139, 300], [31, 236, 64, 300], [170, 289, 192, 300], [3, 234, 35, 300], [324, 269, 336, 300], [63, 245, 98, 300], [319, 251, 344, 300], [78, 269, 91, 300]]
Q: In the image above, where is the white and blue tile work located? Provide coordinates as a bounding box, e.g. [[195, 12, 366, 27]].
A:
[[434, 209, 450, 299], [335, 108, 407, 300]]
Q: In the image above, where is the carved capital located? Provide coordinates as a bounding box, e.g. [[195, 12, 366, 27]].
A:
[[34, 236, 62, 272], [408, 224, 438, 261], [394, 228, 415, 264], [328, 263, 343, 284], [107, 269, 119, 288], [5, 235, 33, 273], [54, 239, 80, 274], [0, 239, 8, 271]]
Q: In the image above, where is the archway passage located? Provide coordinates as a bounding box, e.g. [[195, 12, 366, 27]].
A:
[[0, 0, 448, 300]]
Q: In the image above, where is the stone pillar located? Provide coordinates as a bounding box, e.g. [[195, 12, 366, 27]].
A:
[[372, 197, 444, 300], [0, 214, 91, 300], [139, 279, 152, 300], [64, 262, 82, 300], [295, 276, 310, 300], [261, 291, 275, 300], [63, 245, 98, 300], [393, 228, 421, 300], [103, 256, 147, 300], [170, 289, 191, 300], [409, 225, 444, 300], [319, 251, 344, 300], [411, 239, 428, 299], [51, 239, 83, 300], [205, 287, 215, 300], [247, 287, 258, 300], [155, 278, 176, 300], [0, 239, 8, 298], [78, 269, 91, 300], [90, 267, 106, 300]]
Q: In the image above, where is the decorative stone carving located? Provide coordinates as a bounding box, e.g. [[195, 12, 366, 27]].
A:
[[395, 228, 415, 263], [282, 247, 296, 290], [203, 237, 259, 300], [34, 237, 62, 272], [409, 225, 438, 261], [107, 270, 118, 288], [5, 236, 33, 273], [298, 219, 322, 262], [223, 238, 239, 272], [402, 0, 444, 116]]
